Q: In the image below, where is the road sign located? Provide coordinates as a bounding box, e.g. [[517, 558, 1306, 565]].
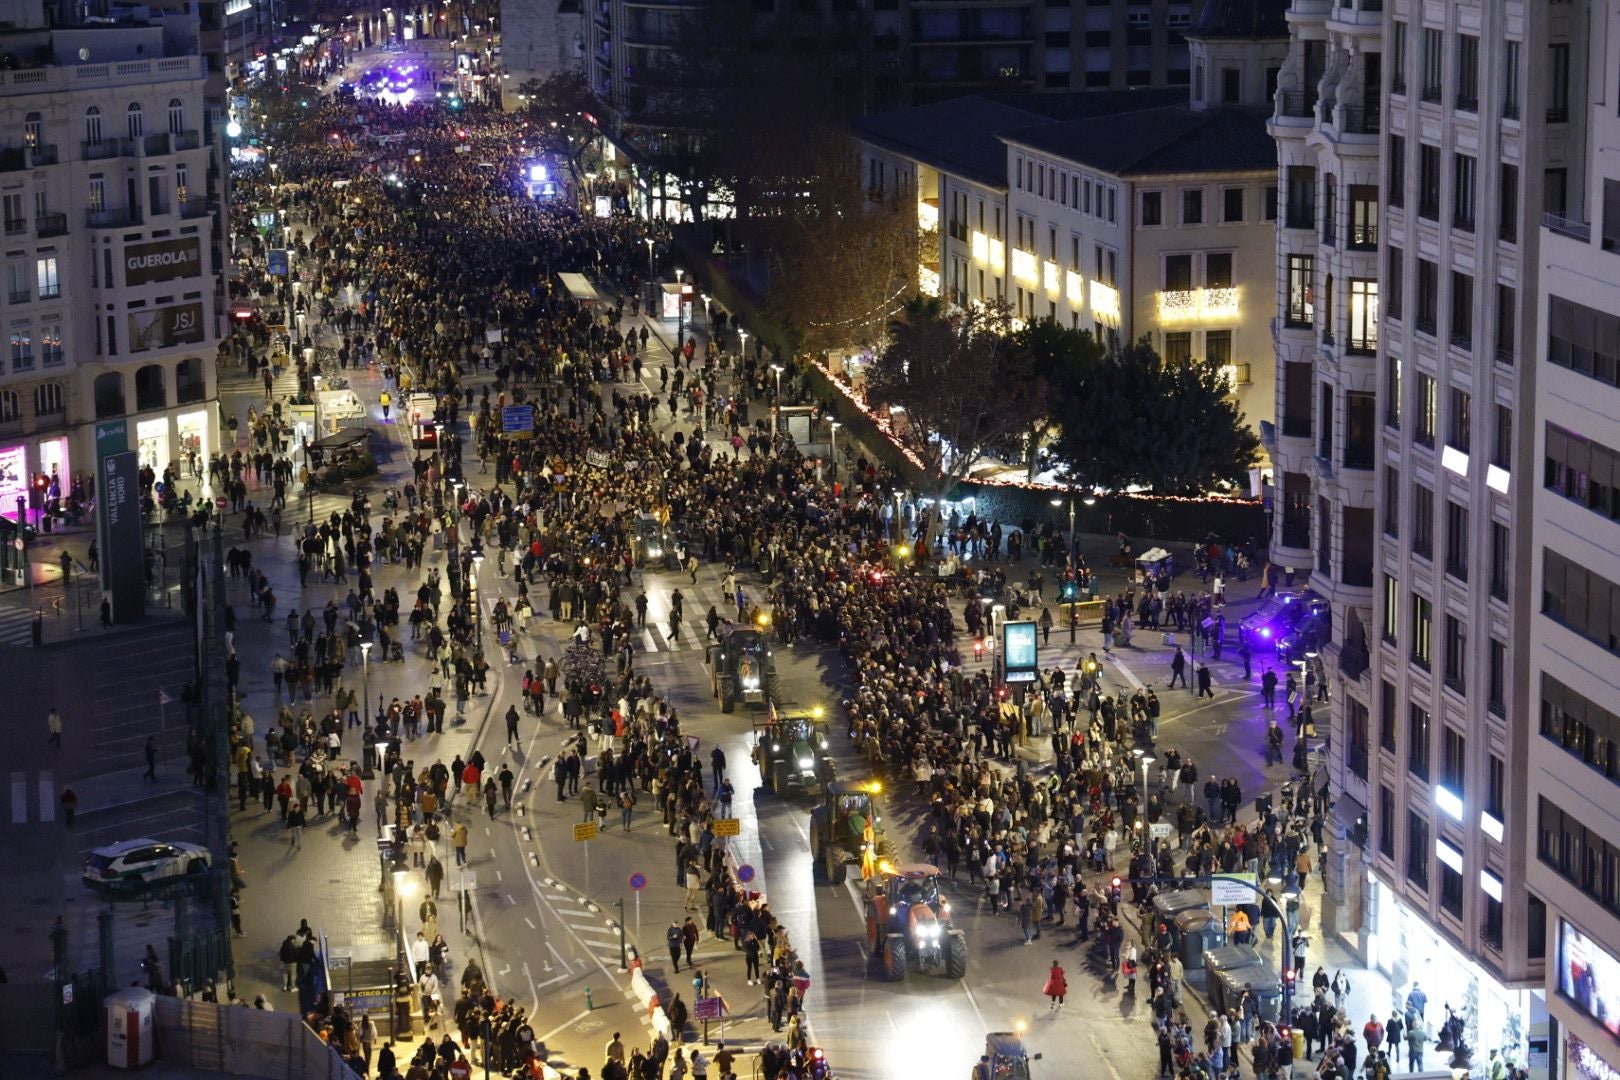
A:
[[215, 495, 228, 511], [1149, 823, 1173, 840], [1211, 871, 1258, 907], [713, 818, 740, 837], [267, 248, 289, 277], [628, 872, 647, 892], [328, 952, 351, 973], [693, 996, 726, 1021], [573, 822, 598, 842], [456, 870, 478, 891], [736, 864, 755, 884], [501, 404, 535, 438]]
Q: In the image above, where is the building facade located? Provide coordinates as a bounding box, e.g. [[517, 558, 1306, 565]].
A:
[[0, 0, 224, 523], [1528, 4, 1620, 1080]]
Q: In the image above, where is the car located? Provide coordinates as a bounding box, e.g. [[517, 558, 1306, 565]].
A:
[[1238, 591, 1324, 650], [84, 839, 211, 894], [1276, 610, 1331, 664]]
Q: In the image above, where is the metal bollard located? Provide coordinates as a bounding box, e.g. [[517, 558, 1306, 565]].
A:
[[585, 986, 594, 1011]]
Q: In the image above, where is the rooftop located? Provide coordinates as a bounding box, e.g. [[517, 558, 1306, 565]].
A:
[[1000, 103, 1276, 177], [1185, 0, 1290, 41]]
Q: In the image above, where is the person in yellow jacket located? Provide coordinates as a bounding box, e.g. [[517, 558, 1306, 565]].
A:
[[379, 390, 392, 420], [1229, 907, 1253, 945]]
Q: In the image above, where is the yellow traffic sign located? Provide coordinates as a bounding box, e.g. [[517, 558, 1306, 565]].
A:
[[573, 822, 599, 842], [713, 818, 741, 837]]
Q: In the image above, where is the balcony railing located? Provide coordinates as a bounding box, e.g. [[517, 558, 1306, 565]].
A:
[[28, 144, 57, 166], [87, 206, 140, 228], [2, 218, 24, 235], [82, 139, 119, 161], [1341, 105, 1380, 134], [1278, 91, 1317, 119], [179, 197, 210, 219], [140, 132, 171, 155], [172, 130, 201, 151], [34, 213, 66, 237], [1544, 212, 1592, 242]]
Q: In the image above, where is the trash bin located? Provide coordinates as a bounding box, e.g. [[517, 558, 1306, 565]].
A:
[[1175, 909, 1227, 970], [1202, 944, 1264, 1016], [1150, 889, 1208, 952], [1292, 1027, 1306, 1059], [104, 987, 156, 1069]]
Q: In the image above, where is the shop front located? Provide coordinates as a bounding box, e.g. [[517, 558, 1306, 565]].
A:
[[1368, 876, 1534, 1068], [136, 417, 170, 475], [177, 409, 211, 478], [0, 442, 28, 522]]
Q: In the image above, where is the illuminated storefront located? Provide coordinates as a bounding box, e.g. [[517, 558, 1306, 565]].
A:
[[136, 417, 169, 473], [0, 444, 26, 520], [177, 409, 210, 475]]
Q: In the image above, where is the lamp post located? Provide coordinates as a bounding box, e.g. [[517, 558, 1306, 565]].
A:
[[1265, 878, 1302, 1024], [471, 551, 485, 646], [738, 327, 748, 361], [644, 237, 654, 278], [361, 641, 372, 724], [1052, 494, 1077, 641], [827, 419, 841, 481]]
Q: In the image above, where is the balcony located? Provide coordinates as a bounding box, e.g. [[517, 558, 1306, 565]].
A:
[[28, 144, 57, 166], [1089, 281, 1120, 322], [82, 139, 120, 161], [179, 197, 210, 220], [2, 218, 24, 236], [139, 132, 171, 155], [86, 206, 141, 229], [34, 213, 66, 237], [1340, 104, 1380, 135], [1278, 91, 1317, 119], [1544, 213, 1592, 243], [1156, 287, 1241, 324], [173, 130, 201, 152]]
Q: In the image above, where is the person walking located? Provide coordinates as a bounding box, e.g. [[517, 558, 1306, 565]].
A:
[[46, 707, 62, 748], [1196, 662, 1214, 699], [286, 800, 305, 852], [452, 821, 469, 866], [1042, 959, 1068, 1009], [143, 737, 158, 780], [1169, 648, 1187, 689], [667, 922, 684, 972]]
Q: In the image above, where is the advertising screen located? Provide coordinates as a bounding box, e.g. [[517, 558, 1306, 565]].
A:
[[0, 444, 26, 512], [1561, 920, 1620, 1039], [1003, 620, 1038, 681], [129, 302, 204, 352]]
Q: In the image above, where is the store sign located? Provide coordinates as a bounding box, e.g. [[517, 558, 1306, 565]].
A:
[[129, 302, 204, 352], [1571, 1038, 1620, 1080], [124, 237, 202, 286], [97, 450, 145, 622], [1561, 921, 1620, 1040]]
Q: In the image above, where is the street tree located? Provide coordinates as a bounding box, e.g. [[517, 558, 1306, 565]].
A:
[[517, 73, 601, 189], [865, 300, 1047, 502], [1011, 320, 1107, 480], [1049, 336, 1259, 496]]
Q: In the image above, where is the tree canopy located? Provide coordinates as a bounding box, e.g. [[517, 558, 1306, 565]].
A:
[[1011, 320, 1107, 479]]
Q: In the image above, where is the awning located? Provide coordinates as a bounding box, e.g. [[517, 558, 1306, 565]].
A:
[[558, 272, 601, 304], [310, 428, 371, 452]]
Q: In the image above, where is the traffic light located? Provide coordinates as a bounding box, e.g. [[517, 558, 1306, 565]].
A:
[[1109, 876, 1123, 905], [1060, 581, 1079, 602]]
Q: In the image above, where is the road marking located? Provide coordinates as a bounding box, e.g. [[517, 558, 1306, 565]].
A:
[[1087, 1030, 1126, 1080], [524, 917, 536, 930], [962, 984, 989, 1034], [10, 772, 24, 822], [37, 774, 53, 823], [536, 1008, 597, 1045], [495, 870, 503, 882], [1109, 655, 1145, 690]]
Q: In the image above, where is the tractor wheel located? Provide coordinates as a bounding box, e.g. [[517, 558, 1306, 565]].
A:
[[827, 848, 847, 886], [866, 907, 881, 952], [945, 931, 968, 980], [883, 934, 908, 981], [810, 832, 828, 883], [772, 762, 789, 794]]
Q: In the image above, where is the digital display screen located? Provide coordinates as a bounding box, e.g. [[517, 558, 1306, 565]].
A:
[[1003, 621, 1038, 674], [1561, 920, 1620, 1039]]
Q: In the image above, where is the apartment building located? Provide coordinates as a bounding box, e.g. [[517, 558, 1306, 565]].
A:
[[1529, 5, 1620, 1080], [0, 0, 224, 525], [1268, 0, 1598, 1065]]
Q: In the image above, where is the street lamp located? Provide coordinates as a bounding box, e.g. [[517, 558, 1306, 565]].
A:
[[827, 419, 841, 480], [471, 551, 485, 646], [361, 641, 373, 726], [673, 268, 685, 360], [644, 237, 654, 278], [738, 327, 748, 359]]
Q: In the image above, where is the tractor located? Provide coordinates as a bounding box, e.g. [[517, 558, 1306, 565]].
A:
[[753, 709, 836, 797], [865, 864, 967, 981], [707, 626, 776, 714], [809, 781, 889, 886], [972, 1032, 1041, 1080]]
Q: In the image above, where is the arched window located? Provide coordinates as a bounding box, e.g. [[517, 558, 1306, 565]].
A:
[[23, 111, 41, 148], [93, 372, 124, 418], [126, 102, 143, 141], [167, 98, 185, 136], [84, 106, 102, 146], [33, 381, 63, 417], [0, 390, 18, 423], [134, 363, 165, 411], [175, 357, 205, 404]]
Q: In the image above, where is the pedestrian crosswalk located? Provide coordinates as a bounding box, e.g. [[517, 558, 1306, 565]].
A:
[[4, 769, 54, 825]]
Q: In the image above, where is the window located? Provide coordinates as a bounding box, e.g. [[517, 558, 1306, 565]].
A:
[[1163, 332, 1192, 365], [1455, 34, 1478, 111], [0, 388, 17, 422], [1350, 186, 1379, 248], [1382, 574, 1399, 644], [1449, 387, 1471, 452], [1285, 166, 1316, 230], [1441, 725, 1466, 794], [1453, 153, 1476, 232], [1488, 639, 1506, 715], [1384, 467, 1401, 537], [1222, 187, 1244, 223], [1548, 295, 1620, 388], [1286, 254, 1314, 326], [1542, 549, 1620, 657], [1221, 68, 1240, 104], [1206, 252, 1233, 289], [1445, 501, 1469, 582], [1388, 356, 1402, 428], [1163, 253, 1193, 292], [1379, 786, 1396, 858], [176, 356, 206, 404], [1349, 279, 1378, 352], [84, 105, 102, 145], [168, 98, 185, 136], [35, 256, 57, 300], [1380, 680, 1398, 751], [40, 322, 60, 366], [134, 364, 166, 411], [1283, 364, 1313, 438], [1444, 616, 1469, 697], [1541, 674, 1620, 790], [1408, 811, 1430, 890], [1386, 246, 1403, 320], [1391, 21, 1407, 93], [1182, 188, 1203, 225], [1264, 185, 1278, 221], [126, 102, 143, 140], [1502, 41, 1520, 119], [1500, 164, 1519, 243], [1416, 373, 1437, 447], [1420, 28, 1443, 101], [1545, 423, 1620, 523], [88, 176, 104, 214], [1140, 191, 1162, 227], [93, 372, 124, 417], [1389, 135, 1405, 208], [1411, 592, 1433, 669], [9, 328, 31, 371], [1348, 698, 1369, 780], [32, 381, 61, 417], [1416, 259, 1438, 335], [6, 262, 25, 305], [1484, 892, 1504, 950], [1440, 862, 1463, 918], [1418, 144, 1441, 219], [1346, 392, 1375, 469], [1496, 284, 1517, 364], [1322, 176, 1336, 245], [1548, 43, 1570, 122], [1490, 522, 1511, 600], [1413, 482, 1434, 557]]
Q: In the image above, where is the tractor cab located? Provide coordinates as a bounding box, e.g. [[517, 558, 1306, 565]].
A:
[[753, 710, 835, 796], [983, 1032, 1040, 1080]]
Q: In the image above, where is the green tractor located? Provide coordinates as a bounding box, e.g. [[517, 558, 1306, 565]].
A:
[[753, 709, 836, 797], [707, 626, 776, 714], [809, 780, 889, 886]]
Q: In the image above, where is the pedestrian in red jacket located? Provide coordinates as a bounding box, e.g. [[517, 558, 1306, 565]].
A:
[[1043, 960, 1068, 1009]]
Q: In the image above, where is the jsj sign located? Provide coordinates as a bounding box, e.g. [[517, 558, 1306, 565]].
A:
[[124, 237, 203, 286], [128, 302, 204, 352]]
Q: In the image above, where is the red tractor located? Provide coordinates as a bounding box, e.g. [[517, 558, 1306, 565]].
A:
[[864, 864, 967, 981]]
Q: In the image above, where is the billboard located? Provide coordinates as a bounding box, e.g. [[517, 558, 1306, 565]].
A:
[[129, 302, 204, 352], [1560, 920, 1620, 1039], [1003, 620, 1038, 683], [124, 237, 202, 286], [97, 449, 145, 622]]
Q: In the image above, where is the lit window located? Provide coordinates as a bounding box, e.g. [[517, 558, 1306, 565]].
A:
[[35, 256, 58, 300]]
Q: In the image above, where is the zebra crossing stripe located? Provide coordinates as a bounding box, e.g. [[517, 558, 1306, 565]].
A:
[[9, 772, 23, 823]]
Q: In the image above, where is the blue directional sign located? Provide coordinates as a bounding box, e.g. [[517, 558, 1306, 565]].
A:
[[501, 404, 535, 439]]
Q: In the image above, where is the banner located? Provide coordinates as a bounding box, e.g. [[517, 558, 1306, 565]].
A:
[[129, 302, 204, 352], [97, 450, 145, 622], [123, 236, 202, 286]]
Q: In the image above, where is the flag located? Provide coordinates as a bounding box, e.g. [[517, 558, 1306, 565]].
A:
[[157, 687, 176, 705]]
